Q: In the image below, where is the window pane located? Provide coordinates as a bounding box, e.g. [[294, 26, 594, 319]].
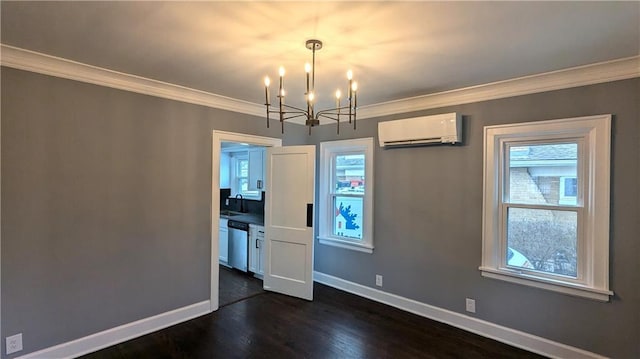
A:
[[335, 154, 365, 194], [506, 207, 577, 278], [239, 178, 248, 192], [238, 159, 249, 177], [508, 143, 577, 205], [333, 196, 363, 239]]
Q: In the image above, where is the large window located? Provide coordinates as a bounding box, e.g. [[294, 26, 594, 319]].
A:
[[318, 138, 374, 253], [481, 115, 612, 301]]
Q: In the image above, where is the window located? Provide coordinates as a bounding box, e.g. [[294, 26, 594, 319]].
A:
[[481, 115, 612, 301], [236, 155, 249, 192], [231, 153, 260, 199], [559, 176, 577, 205], [318, 138, 374, 253]]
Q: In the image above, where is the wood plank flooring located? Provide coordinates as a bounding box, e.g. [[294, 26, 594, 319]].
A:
[[218, 266, 265, 307], [82, 279, 544, 359]]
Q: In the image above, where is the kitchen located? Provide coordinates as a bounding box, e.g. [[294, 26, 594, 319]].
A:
[[218, 141, 267, 304]]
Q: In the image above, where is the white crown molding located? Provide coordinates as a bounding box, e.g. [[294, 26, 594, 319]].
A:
[[314, 271, 606, 359], [357, 56, 640, 119], [0, 44, 264, 118], [16, 300, 211, 359], [2, 44, 638, 122]]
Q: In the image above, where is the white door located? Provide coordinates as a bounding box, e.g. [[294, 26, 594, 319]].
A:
[[264, 145, 315, 300]]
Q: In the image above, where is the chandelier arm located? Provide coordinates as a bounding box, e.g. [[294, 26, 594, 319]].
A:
[[267, 110, 307, 119], [316, 108, 356, 119], [280, 104, 308, 113], [316, 113, 340, 122], [281, 114, 308, 121], [317, 113, 342, 134], [267, 110, 307, 121], [315, 107, 351, 117]]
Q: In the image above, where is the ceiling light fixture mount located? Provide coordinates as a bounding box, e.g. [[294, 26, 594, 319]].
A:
[[263, 39, 358, 135]]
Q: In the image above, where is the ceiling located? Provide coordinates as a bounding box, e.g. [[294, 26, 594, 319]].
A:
[[1, 1, 639, 110]]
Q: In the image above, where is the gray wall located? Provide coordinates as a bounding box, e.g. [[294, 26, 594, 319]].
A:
[[2, 65, 638, 358], [0, 67, 308, 357], [310, 78, 640, 358]]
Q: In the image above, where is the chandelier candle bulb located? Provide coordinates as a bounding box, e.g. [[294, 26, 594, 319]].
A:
[[347, 70, 354, 99], [353, 82, 357, 129], [305, 63, 311, 93], [278, 66, 285, 101], [264, 77, 270, 105]]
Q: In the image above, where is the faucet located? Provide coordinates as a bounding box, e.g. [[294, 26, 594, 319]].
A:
[[235, 194, 245, 213]]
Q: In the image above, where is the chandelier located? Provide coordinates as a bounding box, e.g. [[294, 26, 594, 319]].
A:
[[263, 39, 358, 135]]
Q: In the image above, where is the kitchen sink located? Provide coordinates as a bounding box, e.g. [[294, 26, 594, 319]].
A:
[[220, 210, 242, 217]]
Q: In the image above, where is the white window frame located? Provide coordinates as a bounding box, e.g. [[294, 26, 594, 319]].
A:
[[480, 115, 612, 301], [230, 153, 260, 199], [318, 138, 374, 253]]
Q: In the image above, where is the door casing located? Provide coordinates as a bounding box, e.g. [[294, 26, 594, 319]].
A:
[[210, 130, 281, 311]]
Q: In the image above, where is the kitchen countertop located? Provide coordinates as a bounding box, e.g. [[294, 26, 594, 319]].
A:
[[219, 211, 264, 226]]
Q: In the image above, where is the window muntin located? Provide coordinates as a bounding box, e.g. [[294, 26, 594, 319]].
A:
[[481, 115, 612, 301], [319, 138, 374, 253]]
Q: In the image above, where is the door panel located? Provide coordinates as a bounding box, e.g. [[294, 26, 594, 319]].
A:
[[270, 240, 307, 282], [264, 145, 315, 300]]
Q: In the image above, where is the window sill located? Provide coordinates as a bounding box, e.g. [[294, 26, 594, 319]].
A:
[[479, 266, 613, 302], [318, 236, 373, 254]]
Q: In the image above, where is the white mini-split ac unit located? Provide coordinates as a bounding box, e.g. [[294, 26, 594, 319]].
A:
[[377, 112, 462, 147]]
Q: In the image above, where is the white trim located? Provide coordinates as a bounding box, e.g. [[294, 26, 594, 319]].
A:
[[16, 301, 210, 359], [480, 268, 612, 302], [0, 44, 264, 117], [481, 115, 612, 301], [356, 56, 640, 119], [211, 131, 281, 312], [318, 237, 374, 254], [313, 271, 606, 359], [318, 138, 374, 253], [2, 44, 637, 121]]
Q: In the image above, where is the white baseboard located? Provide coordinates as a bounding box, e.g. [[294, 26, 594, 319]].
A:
[[313, 271, 605, 359], [17, 300, 211, 359]]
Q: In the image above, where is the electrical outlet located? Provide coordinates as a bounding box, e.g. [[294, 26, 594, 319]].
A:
[[375, 274, 383, 287], [465, 298, 476, 313], [6, 333, 23, 355], [225, 199, 229, 206]]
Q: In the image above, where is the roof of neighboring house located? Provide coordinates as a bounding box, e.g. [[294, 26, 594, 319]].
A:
[[510, 144, 577, 161]]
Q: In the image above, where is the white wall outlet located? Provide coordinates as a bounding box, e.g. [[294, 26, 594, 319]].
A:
[[225, 199, 229, 206], [6, 333, 23, 355], [375, 274, 383, 287], [465, 298, 476, 313]]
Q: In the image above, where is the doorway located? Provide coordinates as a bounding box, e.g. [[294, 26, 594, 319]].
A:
[[210, 131, 282, 311]]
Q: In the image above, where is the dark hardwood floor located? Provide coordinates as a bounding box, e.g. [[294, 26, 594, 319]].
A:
[[218, 266, 265, 307], [82, 279, 544, 359]]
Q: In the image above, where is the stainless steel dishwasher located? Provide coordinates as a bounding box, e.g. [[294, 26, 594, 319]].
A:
[[227, 220, 249, 272]]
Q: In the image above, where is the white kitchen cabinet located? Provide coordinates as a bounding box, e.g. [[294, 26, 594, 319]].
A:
[[248, 148, 265, 192], [249, 224, 265, 277], [219, 218, 229, 266]]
